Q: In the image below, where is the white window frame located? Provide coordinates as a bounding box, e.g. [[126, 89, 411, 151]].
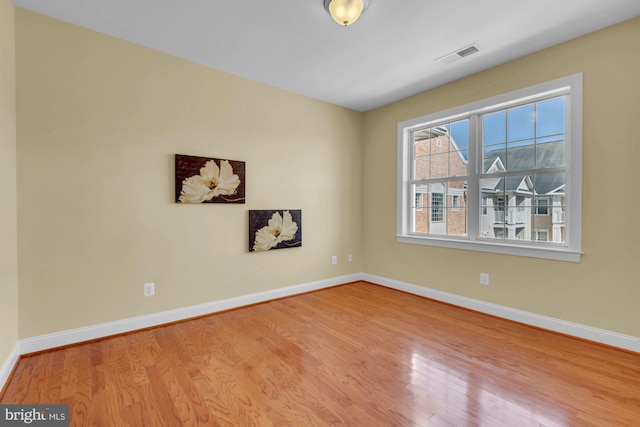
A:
[[397, 74, 582, 262]]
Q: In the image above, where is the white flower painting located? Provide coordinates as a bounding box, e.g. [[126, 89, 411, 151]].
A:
[[175, 154, 245, 204], [249, 210, 302, 252]]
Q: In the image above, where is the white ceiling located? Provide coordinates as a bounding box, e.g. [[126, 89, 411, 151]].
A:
[[13, 0, 640, 112]]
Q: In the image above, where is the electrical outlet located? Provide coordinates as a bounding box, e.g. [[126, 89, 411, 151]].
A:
[[144, 282, 155, 297], [480, 273, 489, 285], [348, 253, 353, 262], [331, 255, 337, 265]]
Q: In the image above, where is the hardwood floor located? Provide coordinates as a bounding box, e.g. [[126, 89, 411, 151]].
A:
[[2, 281, 639, 426]]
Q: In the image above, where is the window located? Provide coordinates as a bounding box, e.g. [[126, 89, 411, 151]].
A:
[[452, 195, 461, 211], [535, 229, 549, 241], [431, 193, 444, 222], [535, 198, 549, 215], [397, 74, 582, 262], [415, 192, 423, 211]]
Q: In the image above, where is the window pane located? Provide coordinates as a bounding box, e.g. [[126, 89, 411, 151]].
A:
[[483, 143, 506, 173], [414, 155, 430, 180], [507, 140, 535, 171], [448, 119, 469, 151], [533, 172, 565, 197], [451, 149, 468, 176], [536, 97, 565, 137], [532, 214, 548, 241], [412, 182, 468, 236], [413, 208, 429, 234], [483, 111, 506, 145], [479, 178, 505, 239], [480, 174, 540, 242], [507, 175, 532, 240], [480, 177, 504, 198], [447, 120, 470, 176], [447, 208, 467, 236], [508, 104, 535, 142], [532, 203, 565, 243], [412, 184, 427, 208], [414, 132, 431, 156], [536, 139, 565, 168], [447, 181, 467, 236], [430, 153, 449, 178], [414, 123, 470, 178], [432, 137, 447, 153]]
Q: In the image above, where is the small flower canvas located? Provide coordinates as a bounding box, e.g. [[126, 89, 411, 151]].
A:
[[175, 154, 245, 204], [249, 210, 302, 252]]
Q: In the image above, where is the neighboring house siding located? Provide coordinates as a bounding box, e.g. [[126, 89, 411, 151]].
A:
[[480, 141, 566, 242]]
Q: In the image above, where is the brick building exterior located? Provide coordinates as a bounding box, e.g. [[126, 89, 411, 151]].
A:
[[413, 127, 467, 236]]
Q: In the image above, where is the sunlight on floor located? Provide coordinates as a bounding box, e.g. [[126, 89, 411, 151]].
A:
[[409, 350, 567, 426]]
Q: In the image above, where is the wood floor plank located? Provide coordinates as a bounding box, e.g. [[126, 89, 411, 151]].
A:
[[2, 282, 639, 426]]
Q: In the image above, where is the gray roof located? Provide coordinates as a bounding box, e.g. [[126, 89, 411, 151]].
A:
[[483, 140, 565, 195]]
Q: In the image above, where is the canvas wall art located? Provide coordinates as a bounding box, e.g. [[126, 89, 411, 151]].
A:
[[249, 210, 302, 252], [175, 154, 245, 204]]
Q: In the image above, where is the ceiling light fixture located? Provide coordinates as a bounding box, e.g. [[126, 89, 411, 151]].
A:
[[324, 0, 369, 27]]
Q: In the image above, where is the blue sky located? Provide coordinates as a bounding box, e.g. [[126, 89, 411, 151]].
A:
[[446, 97, 565, 152]]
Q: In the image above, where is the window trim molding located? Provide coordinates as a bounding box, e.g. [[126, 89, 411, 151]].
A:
[[397, 73, 583, 262]]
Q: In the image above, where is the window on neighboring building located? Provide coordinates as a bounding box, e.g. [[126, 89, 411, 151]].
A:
[[431, 193, 444, 222], [535, 230, 549, 241], [397, 74, 582, 262], [452, 195, 461, 211], [415, 192, 423, 211], [535, 198, 549, 215]]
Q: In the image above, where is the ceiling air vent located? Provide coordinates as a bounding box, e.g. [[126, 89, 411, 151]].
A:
[[436, 44, 480, 65]]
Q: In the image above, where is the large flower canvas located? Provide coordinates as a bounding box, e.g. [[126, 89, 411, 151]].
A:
[[175, 154, 245, 204], [249, 210, 302, 252]]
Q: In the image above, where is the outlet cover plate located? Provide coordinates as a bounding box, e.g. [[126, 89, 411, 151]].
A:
[[480, 273, 489, 285], [144, 282, 155, 297]]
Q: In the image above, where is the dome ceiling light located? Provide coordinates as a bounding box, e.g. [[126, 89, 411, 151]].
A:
[[324, 0, 370, 27]]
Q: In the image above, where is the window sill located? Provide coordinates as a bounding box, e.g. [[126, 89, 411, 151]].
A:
[[396, 235, 582, 262]]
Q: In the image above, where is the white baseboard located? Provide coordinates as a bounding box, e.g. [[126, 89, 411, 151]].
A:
[[19, 274, 361, 355], [0, 343, 20, 394], [14, 272, 640, 358], [362, 273, 640, 354]]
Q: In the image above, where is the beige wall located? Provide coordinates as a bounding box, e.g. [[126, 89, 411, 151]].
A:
[[363, 17, 640, 337], [0, 0, 18, 364], [16, 9, 363, 337]]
